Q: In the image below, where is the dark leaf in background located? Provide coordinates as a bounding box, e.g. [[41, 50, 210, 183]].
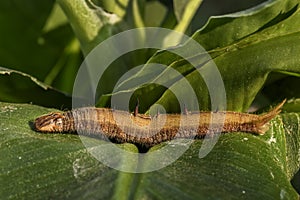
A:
[[0, 0, 82, 94]]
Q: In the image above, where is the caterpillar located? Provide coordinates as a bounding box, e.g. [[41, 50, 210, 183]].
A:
[[34, 100, 285, 147]]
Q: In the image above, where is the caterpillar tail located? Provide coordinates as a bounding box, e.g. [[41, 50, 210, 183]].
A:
[[255, 99, 286, 134]]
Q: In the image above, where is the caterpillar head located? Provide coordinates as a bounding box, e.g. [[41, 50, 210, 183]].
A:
[[34, 112, 65, 132]]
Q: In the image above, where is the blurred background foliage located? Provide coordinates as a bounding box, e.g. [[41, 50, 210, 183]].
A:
[[0, 0, 267, 96]]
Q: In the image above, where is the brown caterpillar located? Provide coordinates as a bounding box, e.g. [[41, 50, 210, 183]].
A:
[[34, 100, 285, 147]]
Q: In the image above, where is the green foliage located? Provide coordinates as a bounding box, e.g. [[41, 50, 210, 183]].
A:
[[99, 0, 300, 112], [0, 0, 81, 94], [0, 0, 300, 199]]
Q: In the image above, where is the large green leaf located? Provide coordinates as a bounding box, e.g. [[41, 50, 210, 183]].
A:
[[0, 102, 299, 199]]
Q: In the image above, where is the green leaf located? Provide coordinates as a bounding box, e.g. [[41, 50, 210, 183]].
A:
[[0, 102, 299, 199], [0, 67, 71, 109], [192, 0, 300, 51]]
